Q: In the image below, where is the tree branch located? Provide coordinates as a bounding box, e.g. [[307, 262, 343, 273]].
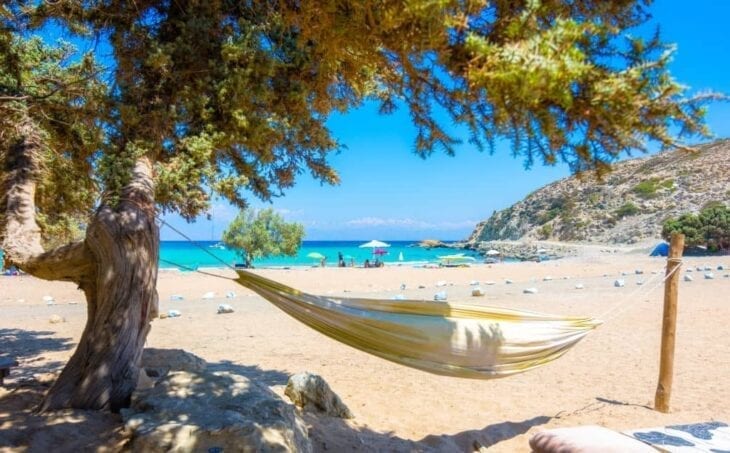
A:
[[1, 113, 93, 283]]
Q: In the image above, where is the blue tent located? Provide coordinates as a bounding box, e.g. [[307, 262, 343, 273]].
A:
[[650, 242, 670, 257]]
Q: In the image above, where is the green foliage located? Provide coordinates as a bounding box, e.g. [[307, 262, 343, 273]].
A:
[[615, 202, 640, 219], [538, 223, 553, 239], [0, 18, 105, 243], [632, 179, 661, 198], [2, 0, 718, 234], [222, 208, 304, 268], [662, 203, 730, 251]]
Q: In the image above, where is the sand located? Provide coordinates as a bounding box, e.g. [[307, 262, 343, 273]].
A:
[[1, 251, 729, 451]]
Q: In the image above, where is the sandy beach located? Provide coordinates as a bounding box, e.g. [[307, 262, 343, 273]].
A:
[[1, 249, 729, 451]]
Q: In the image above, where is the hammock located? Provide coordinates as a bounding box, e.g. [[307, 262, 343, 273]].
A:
[[235, 270, 601, 379]]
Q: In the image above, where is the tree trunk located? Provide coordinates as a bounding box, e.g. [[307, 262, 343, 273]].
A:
[[39, 158, 159, 412], [2, 121, 159, 412]]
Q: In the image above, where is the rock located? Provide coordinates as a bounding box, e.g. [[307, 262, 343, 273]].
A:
[[635, 269, 644, 275], [435, 280, 447, 287], [170, 294, 184, 301], [202, 291, 215, 300], [684, 275, 693, 282], [167, 309, 181, 318], [614, 279, 625, 288], [505, 279, 513, 284], [704, 265, 712, 271], [417, 285, 426, 289], [68, 301, 79, 305], [621, 271, 628, 276], [141, 348, 207, 377], [43, 295, 54, 305], [433, 291, 448, 301], [636, 281, 644, 286], [123, 370, 311, 453], [696, 266, 703, 271], [543, 276, 553, 281], [718, 264, 726, 270], [704, 272, 714, 280], [226, 291, 237, 299], [575, 283, 584, 289], [392, 294, 405, 300], [471, 287, 485, 297], [484, 281, 496, 286], [724, 274, 730, 278], [136, 369, 157, 391], [686, 268, 693, 273], [158, 313, 168, 319], [284, 372, 352, 419], [48, 315, 65, 324], [469, 280, 480, 286], [523, 288, 538, 294], [602, 273, 609, 277], [217, 304, 234, 314], [651, 271, 658, 275]]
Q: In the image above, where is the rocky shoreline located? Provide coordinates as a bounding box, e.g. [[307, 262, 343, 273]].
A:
[[417, 239, 579, 261]]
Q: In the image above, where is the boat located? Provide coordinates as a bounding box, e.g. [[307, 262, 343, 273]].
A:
[[209, 242, 226, 250]]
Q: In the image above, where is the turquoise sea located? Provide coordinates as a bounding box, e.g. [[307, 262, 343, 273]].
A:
[[159, 240, 477, 269]]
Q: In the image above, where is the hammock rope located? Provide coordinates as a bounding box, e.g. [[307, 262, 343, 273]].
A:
[[155, 218, 676, 380]]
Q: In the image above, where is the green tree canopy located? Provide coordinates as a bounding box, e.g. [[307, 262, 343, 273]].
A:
[[7, 0, 716, 229], [663, 204, 730, 252], [222, 208, 304, 268]]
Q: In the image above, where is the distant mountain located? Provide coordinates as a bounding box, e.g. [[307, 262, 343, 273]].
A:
[[467, 139, 730, 245]]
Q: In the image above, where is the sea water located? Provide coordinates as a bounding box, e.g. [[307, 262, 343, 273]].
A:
[[159, 240, 475, 269]]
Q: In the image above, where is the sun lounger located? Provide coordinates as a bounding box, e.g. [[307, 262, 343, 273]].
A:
[[530, 422, 730, 452]]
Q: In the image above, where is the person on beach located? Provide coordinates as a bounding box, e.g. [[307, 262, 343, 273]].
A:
[[364, 259, 371, 268], [338, 252, 345, 267]]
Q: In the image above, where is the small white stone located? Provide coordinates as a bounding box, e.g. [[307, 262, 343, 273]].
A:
[[400, 283, 406, 290], [684, 275, 693, 282], [170, 294, 184, 301], [392, 294, 405, 300], [543, 276, 553, 281], [686, 268, 693, 273], [42, 295, 54, 305], [523, 288, 538, 294], [469, 280, 480, 286], [217, 304, 234, 314], [484, 281, 496, 286], [433, 291, 448, 301], [226, 291, 237, 299], [614, 279, 625, 287], [635, 269, 643, 275], [704, 265, 712, 271], [202, 292, 215, 300], [167, 309, 181, 318], [575, 283, 584, 289], [471, 287, 485, 297], [435, 280, 447, 287], [505, 279, 513, 284], [49, 314, 65, 324], [636, 281, 644, 286], [68, 301, 79, 305], [704, 272, 714, 280]]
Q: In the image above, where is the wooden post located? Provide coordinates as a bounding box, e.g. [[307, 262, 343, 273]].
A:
[[654, 233, 685, 413]]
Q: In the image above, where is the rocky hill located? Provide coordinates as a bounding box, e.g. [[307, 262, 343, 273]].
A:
[[467, 139, 730, 246]]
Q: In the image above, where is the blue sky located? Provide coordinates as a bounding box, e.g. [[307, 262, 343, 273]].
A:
[[163, 1, 730, 241]]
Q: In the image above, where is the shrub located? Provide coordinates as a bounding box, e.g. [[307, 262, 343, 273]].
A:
[[538, 223, 553, 239], [632, 179, 661, 199], [615, 202, 639, 219], [662, 203, 730, 251]]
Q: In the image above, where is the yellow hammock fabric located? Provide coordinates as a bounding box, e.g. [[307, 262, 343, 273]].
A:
[[235, 270, 601, 379]]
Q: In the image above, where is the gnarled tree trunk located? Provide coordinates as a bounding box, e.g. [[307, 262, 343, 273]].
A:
[[2, 117, 159, 412]]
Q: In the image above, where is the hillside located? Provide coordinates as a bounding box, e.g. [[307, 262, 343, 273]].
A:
[[467, 139, 730, 245]]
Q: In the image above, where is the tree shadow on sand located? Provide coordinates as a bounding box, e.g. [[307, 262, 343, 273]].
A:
[[0, 328, 74, 382]]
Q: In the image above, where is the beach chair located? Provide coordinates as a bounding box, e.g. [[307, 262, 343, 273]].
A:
[[530, 422, 730, 452]]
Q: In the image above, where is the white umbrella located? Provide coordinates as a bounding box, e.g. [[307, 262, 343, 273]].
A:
[[485, 249, 501, 256], [359, 240, 391, 248]]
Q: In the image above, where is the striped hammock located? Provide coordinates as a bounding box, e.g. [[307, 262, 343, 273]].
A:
[[235, 270, 600, 379]]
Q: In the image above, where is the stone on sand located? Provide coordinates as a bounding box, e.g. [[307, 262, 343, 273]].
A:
[[284, 372, 353, 419], [434, 291, 447, 301], [202, 291, 215, 300], [704, 272, 714, 280], [123, 370, 311, 452], [48, 315, 65, 324], [471, 287, 485, 297], [614, 279, 625, 288], [523, 288, 538, 294], [575, 283, 584, 289], [217, 304, 234, 314], [684, 274, 693, 282], [141, 348, 207, 376]]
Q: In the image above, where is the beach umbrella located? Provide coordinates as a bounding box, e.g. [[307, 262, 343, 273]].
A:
[[485, 249, 501, 256], [438, 254, 477, 265], [306, 252, 325, 261], [359, 240, 391, 248]]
